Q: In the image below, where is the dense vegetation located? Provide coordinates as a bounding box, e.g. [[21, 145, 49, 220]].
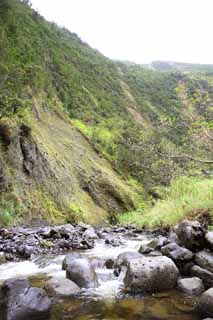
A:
[[0, 0, 212, 226]]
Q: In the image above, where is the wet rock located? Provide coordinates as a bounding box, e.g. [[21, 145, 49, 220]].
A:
[[90, 258, 106, 269], [161, 242, 193, 261], [124, 256, 179, 293], [66, 258, 97, 288], [62, 253, 82, 270], [139, 237, 168, 254], [147, 250, 162, 257], [205, 232, 213, 251], [82, 227, 98, 239], [195, 250, 213, 273], [139, 239, 157, 254], [105, 258, 114, 269], [190, 265, 213, 289], [45, 277, 80, 297], [168, 231, 179, 244], [0, 278, 51, 320], [175, 220, 206, 250], [114, 251, 142, 269], [177, 277, 204, 295], [105, 236, 123, 247], [197, 288, 213, 317]]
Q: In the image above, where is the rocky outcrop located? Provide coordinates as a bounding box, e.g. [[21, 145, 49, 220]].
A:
[[124, 256, 179, 293]]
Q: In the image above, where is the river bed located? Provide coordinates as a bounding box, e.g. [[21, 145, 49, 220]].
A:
[[0, 234, 200, 319]]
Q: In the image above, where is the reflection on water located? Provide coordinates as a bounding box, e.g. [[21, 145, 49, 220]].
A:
[[50, 292, 199, 320]]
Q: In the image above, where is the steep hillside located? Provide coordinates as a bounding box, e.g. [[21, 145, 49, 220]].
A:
[[0, 0, 141, 225], [0, 0, 212, 225]]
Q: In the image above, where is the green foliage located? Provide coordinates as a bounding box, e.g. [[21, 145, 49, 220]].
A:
[[118, 176, 213, 228], [0, 194, 25, 226]]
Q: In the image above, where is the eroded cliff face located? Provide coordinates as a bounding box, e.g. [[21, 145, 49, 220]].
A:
[[0, 102, 138, 225]]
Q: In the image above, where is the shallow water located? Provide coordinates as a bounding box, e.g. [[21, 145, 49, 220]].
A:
[[0, 235, 201, 319]]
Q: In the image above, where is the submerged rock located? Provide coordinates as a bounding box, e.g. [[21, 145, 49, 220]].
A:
[[124, 256, 179, 293], [45, 277, 80, 297], [177, 277, 204, 295], [66, 258, 97, 288]]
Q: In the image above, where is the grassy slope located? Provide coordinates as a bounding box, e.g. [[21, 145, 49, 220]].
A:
[[118, 176, 213, 228]]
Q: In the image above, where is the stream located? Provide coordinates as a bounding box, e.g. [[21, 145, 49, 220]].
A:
[[0, 234, 200, 320]]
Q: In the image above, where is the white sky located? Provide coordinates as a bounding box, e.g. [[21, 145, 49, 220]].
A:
[[30, 0, 213, 64]]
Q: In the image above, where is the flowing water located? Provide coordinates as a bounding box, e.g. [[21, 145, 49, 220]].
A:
[[0, 235, 200, 320]]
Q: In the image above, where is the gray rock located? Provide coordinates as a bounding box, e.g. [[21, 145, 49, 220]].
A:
[[175, 220, 205, 250], [139, 239, 158, 254], [45, 277, 80, 297], [205, 232, 213, 251], [139, 237, 168, 254], [66, 258, 97, 288], [161, 242, 193, 261], [0, 278, 51, 320], [190, 265, 213, 289], [90, 257, 106, 269], [195, 251, 213, 273], [62, 253, 82, 270], [124, 256, 179, 293], [197, 288, 213, 317], [177, 277, 204, 295], [82, 227, 98, 239], [114, 251, 143, 269]]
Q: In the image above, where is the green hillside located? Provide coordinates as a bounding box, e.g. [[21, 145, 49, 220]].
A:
[[0, 0, 212, 226]]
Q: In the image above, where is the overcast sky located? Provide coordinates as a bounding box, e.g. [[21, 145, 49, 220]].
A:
[[30, 0, 213, 65]]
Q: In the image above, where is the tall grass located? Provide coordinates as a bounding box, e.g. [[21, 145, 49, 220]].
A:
[[118, 176, 213, 228]]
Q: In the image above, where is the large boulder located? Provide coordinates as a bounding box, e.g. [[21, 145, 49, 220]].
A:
[[66, 258, 97, 288], [45, 277, 80, 297], [0, 278, 51, 320], [62, 252, 82, 270], [175, 220, 206, 250], [177, 277, 204, 296], [195, 251, 213, 273], [124, 256, 179, 293], [161, 242, 193, 275], [190, 265, 213, 289], [197, 288, 213, 317]]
